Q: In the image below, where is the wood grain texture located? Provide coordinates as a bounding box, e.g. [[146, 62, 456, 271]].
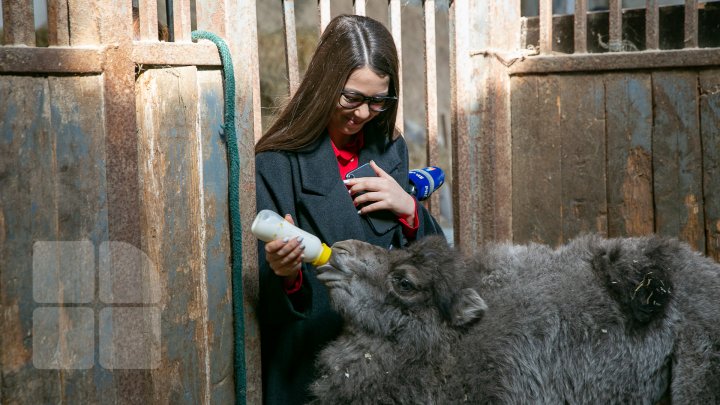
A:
[[700, 70, 720, 261], [652, 71, 705, 251], [605, 73, 654, 237]]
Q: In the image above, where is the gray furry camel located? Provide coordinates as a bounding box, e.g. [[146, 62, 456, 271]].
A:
[[311, 234, 720, 404]]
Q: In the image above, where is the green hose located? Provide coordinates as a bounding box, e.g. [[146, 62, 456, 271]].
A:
[[191, 30, 246, 405]]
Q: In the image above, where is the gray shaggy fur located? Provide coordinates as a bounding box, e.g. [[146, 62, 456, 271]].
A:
[[311, 234, 720, 404]]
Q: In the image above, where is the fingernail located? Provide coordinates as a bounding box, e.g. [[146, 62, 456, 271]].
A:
[[296, 236, 304, 243], [282, 237, 289, 243], [357, 210, 362, 215], [343, 179, 351, 184], [300, 245, 306, 250]]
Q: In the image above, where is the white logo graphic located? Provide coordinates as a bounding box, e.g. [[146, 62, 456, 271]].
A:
[[33, 241, 161, 369]]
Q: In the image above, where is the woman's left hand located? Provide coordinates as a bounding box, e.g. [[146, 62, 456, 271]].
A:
[[344, 160, 416, 226]]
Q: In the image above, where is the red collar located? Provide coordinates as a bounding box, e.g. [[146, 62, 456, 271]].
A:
[[330, 132, 365, 165]]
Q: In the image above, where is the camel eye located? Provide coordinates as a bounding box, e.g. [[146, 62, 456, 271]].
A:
[[396, 277, 415, 293]]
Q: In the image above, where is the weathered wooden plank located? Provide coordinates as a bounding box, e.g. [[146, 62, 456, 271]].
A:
[[172, 0, 192, 42], [424, 0, 440, 218], [388, 0, 404, 134], [196, 0, 226, 36], [608, 0, 622, 52], [138, 0, 160, 41], [197, 70, 236, 404], [2, 0, 35, 45], [222, 0, 262, 400], [47, 0, 70, 46], [605, 73, 654, 237], [354, 0, 367, 15], [0, 76, 61, 404], [282, 0, 300, 96], [700, 69, 720, 262], [136, 66, 208, 404], [132, 42, 222, 66], [511, 75, 563, 246], [684, 0, 698, 48], [539, 0, 552, 53], [0, 47, 104, 73], [49, 75, 112, 402], [559, 75, 607, 239], [67, 0, 100, 45], [318, 0, 331, 35], [508, 48, 720, 75], [574, 0, 587, 53], [646, 0, 659, 50], [652, 71, 705, 251]]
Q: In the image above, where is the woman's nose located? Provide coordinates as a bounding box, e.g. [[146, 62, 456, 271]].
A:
[[353, 103, 371, 120]]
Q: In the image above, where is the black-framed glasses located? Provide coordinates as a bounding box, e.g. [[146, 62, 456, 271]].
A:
[[339, 90, 397, 112]]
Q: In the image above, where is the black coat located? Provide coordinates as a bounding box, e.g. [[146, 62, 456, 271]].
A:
[[255, 132, 445, 405]]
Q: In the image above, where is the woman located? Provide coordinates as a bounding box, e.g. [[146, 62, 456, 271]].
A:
[[255, 14, 445, 404]]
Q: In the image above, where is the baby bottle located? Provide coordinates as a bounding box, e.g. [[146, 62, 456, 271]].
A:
[[251, 210, 332, 266]]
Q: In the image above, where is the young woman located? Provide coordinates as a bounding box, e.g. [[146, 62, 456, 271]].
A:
[[255, 14, 445, 404]]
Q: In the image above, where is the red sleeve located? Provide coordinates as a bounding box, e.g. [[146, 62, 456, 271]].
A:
[[398, 199, 419, 240], [283, 269, 303, 294]]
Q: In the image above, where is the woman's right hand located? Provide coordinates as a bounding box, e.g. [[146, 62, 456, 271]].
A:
[[264, 214, 304, 282]]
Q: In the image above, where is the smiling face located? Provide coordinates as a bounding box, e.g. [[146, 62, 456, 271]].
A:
[[327, 66, 391, 146]]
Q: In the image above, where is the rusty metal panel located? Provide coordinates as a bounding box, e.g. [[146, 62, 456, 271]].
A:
[[605, 73, 654, 237], [47, 0, 70, 46], [67, 0, 101, 45], [283, 0, 300, 95], [511, 75, 563, 246], [700, 69, 720, 261], [136, 66, 209, 403], [558, 75, 607, 239], [2, 0, 35, 45], [197, 69, 236, 404], [652, 71, 705, 252]]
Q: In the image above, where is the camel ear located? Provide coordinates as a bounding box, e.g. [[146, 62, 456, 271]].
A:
[[450, 288, 487, 327]]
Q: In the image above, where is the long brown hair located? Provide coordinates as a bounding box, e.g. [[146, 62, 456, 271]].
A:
[[255, 14, 400, 154]]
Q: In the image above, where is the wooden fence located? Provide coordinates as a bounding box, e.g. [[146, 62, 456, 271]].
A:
[[1, 0, 719, 404]]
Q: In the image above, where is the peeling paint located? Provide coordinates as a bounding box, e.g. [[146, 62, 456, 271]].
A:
[[681, 194, 702, 250]]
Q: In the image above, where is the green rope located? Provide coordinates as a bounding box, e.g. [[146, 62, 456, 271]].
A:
[[191, 30, 246, 405]]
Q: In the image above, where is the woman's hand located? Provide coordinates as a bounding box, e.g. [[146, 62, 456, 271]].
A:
[[344, 160, 417, 227], [264, 214, 303, 283]]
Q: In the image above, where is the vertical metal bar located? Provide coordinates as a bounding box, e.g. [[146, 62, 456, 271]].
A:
[[609, 0, 622, 51], [318, 0, 331, 35], [139, 0, 160, 41], [388, 0, 403, 135], [573, 0, 587, 53], [646, 0, 659, 50], [424, 0, 440, 218], [47, 0, 70, 46], [167, 0, 175, 42], [684, 0, 698, 48], [173, 0, 191, 42], [354, 0, 366, 16], [539, 0, 553, 54], [3, 0, 36, 45], [68, 0, 101, 46], [283, 0, 300, 96]]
